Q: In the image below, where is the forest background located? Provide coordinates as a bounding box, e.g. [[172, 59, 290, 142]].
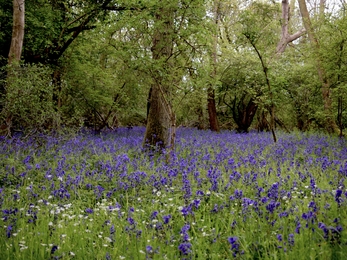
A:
[[0, 0, 346, 148]]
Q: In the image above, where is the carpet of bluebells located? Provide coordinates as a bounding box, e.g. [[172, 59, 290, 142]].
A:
[[1, 127, 347, 259]]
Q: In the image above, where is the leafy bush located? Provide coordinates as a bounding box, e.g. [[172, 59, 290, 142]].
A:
[[2, 64, 57, 133]]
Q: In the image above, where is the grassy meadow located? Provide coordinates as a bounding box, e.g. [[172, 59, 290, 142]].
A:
[[0, 127, 347, 259]]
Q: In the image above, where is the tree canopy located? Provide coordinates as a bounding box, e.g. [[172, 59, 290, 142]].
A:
[[0, 0, 346, 142]]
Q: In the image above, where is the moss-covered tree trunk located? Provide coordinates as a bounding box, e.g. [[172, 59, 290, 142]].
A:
[[143, 4, 175, 150]]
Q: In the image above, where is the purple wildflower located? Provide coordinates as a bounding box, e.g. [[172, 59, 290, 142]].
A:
[[288, 234, 294, 246], [295, 221, 301, 234], [308, 201, 318, 212], [178, 242, 192, 255], [85, 208, 93, 214], [180, 223, 190, 242], [211, 204, 219, 213], [181, 204, 193, 217], [127, 217, 135, 225], [228, 236, 238, 245], [228, 236, 240, 256], [146, 245, 153, 253], [150, 211, 158, 220], [6, 225, 12, 238], [196, 190, 204, 196], [51, 245, 58, 255], [266, 200, 280, 214], [110, 224, 115, 235], [335, 189, 343, 205], [234, 189, 243, 199], [163, 215, 172, 224], [231, 220, 237, 228], [192, 199, 201, 209]]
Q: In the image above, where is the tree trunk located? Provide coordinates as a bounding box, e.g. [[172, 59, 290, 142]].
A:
[[143, 5, 176, 151], [2, 0, 25, 137], [276, 0, 306, 55], [144, 84, 173, 150], [8, 0, 25, 64], [208, 87, 219, 131], [244, 34, 277, 142], [298, 0, 339, 134], [231, 94, 258, 133], [207, 0, 220, 132]]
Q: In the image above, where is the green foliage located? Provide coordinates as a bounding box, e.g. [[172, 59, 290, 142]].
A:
[[2, 64, 57, 132], [218, 54, 265, 127], [1, 0, 347, 134], [237, 1, 279, 48]]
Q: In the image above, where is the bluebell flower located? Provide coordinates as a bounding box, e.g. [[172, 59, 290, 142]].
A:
[[279, 211, 288, 218], [228, 236, 238, 245], [228, 236, 241, 256], [51, 245, 58, 255], [196, 190, 204, 196], [163, 215, 172, 224], [181, 224, 190, 234], [85, 208, 93, 214], [335, 189, 343, 205], [318, 222, 329, 239], [234, 189, 243, 199], [308, 201, 318, 212], [146, 245, 153, 253], [110, 224, 115, 235], [336, 225, 343, 233], [267, 182, 279, 200], [192, 199, 201, 209], [266, 200, 280, 214], [127, 217, 135, 225], [288, 234, 294, 246], [211, 204, 219, 213], [178, 242, 192, 255], [181, 204, 193, 217], [261, 197, 268, 204], [6, 225, 12, 238], [231, 220, 237, 228], [150, 211, 158, 220]]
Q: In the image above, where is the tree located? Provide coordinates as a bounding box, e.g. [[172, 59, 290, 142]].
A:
[[143, 0, 207, 150], [143, 2, 176, 150], [298, 0, 339, 133], [8, 0, 24, 65], [238, 1, 280, 141], [276, 0, 306, 55], [1, 0, 25, 136], [207, 0, 221, 132], [220, 56, 264, 133]]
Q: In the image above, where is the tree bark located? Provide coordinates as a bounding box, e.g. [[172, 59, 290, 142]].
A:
[[298, 0, 339, 133], [2, 0, 25, 137], [244, 34, 277, 142], [8, 0, 25, 64], [143, 5, 176, 151], [207, 0, 220, 132], [208, 88, 219, 131], [276, 0, 306, 54]]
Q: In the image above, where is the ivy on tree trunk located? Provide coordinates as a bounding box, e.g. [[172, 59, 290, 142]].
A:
[[143, 4, 176, 151]]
